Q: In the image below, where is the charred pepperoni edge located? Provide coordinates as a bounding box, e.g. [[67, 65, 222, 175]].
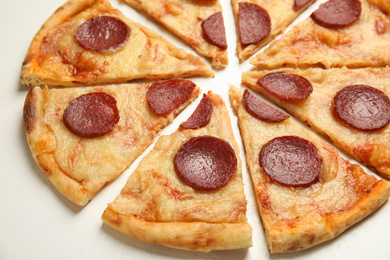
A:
[[294, 0, 314, 11], [202, 12, 228, 50], [332, 85, 390, 131], [63, 92, 120, 138], [174, 136, 237, 191], [259, 136, 322, 187], [180, 94, 213, 129], [256, 72, 313, 101], [311, 0, 361, 29], [243, 89, 289, 123], [238, 2, 271, 46], [147, 79, 196, 116], [23, 88, 38, 134], [75, 16, 131, 52]]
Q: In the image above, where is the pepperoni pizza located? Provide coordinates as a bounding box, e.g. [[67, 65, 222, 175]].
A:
[[229, 85, 390, 253], [250, 0, 390, 69], [122, 0, 229, 69], [232, 0, 316, 62], [20, 0, 214, 87], [102, 92, 252, 252], [23, 79, 200, 206], [242, 67, 390, 179]]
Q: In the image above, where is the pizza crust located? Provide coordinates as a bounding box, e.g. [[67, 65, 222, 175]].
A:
[[102, 207, 252, 252]]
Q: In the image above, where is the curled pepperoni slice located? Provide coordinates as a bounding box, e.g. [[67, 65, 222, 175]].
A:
[[147, 79, 196, 116], [243, 90, 289, 123], [174, 136, 237, 191], [75, 16, 130, 52], [333, 85, 390, 131], [238, 2, 271, 46], [63, 92, 120, 138], [260, 136, 322, 187], [257, 72, 313, 100], [294, 0, 314, 11], [202, 12, 227, 50], [311, 0, 361, 29], [180, 94, 213, 129]]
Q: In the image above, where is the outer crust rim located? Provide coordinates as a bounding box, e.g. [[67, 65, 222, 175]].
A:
[[101, 207, 253, 252]]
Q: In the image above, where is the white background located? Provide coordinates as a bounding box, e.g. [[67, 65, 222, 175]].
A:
[[1, 0, 389, 259]]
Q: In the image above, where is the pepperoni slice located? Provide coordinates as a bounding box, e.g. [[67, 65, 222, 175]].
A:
[[75, 16, 130, 52], [63, 92, 120, 138], [202, 12, 227, 50], [147, 78, 196, 116], [243, 90, 289, 123], [333, 85, 390, 131], [294, 0, 314, 11], [260, 136, 322, 187], [174, 136, 237, 191], [180, 94, 213, 129], [257, 72, 313, 100], [311, 0, 361, 29], [238, 2, 271, 46]]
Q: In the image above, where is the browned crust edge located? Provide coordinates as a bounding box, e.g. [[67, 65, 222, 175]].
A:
[[101, 207, 253, 252]]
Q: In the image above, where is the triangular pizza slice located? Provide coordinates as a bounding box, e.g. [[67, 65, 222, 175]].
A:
[[23, 78, 200, 206], [229, 85, 390, 253], [242, 67, 390, 178], [122, 0, 229, 69], [20, 0, 213, 87], [102, 91, 252, 252], [250, 0, 390, 69], [232, 0, 316, 62]]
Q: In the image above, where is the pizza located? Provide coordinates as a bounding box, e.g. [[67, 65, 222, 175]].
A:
[[19, 0, 390, 255], [101, 91, 252, 251], [250, 0, 390, 69], [232, 0, 316, 62], [23, 78, 200, 206], [229, 85, 390, 253], [122, 0, 228, 69], [242, 67, 390, 179], [20, 0, 214, 87]]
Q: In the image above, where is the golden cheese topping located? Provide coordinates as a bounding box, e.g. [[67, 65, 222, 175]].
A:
[[107, 93, 247, 223], [229, 85, 390, 253], [20, 0, 213, 87], [24, 83, 200, 205], [250, 0, 390, 69], [122, 0, 228, 68], [242, 67, 390, 178], [232, 0, 316, 62]]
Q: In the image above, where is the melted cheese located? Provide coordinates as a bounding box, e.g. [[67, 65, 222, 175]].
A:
[[107, 93, 248, 223]]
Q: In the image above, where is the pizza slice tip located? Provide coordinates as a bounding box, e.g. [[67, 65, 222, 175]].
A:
[[101, 91, 253, 252]]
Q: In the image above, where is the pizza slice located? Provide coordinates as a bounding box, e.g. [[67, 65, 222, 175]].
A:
[[229, 85, 390, 253], [232, 0, 316, 62], [20, 0, 214, 88], [102, 91, 252, 252], [242, 67, 390, 178], [122, 0, 228, 69], [250, 0, 390, 69], [23, 78, 200, 206]]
